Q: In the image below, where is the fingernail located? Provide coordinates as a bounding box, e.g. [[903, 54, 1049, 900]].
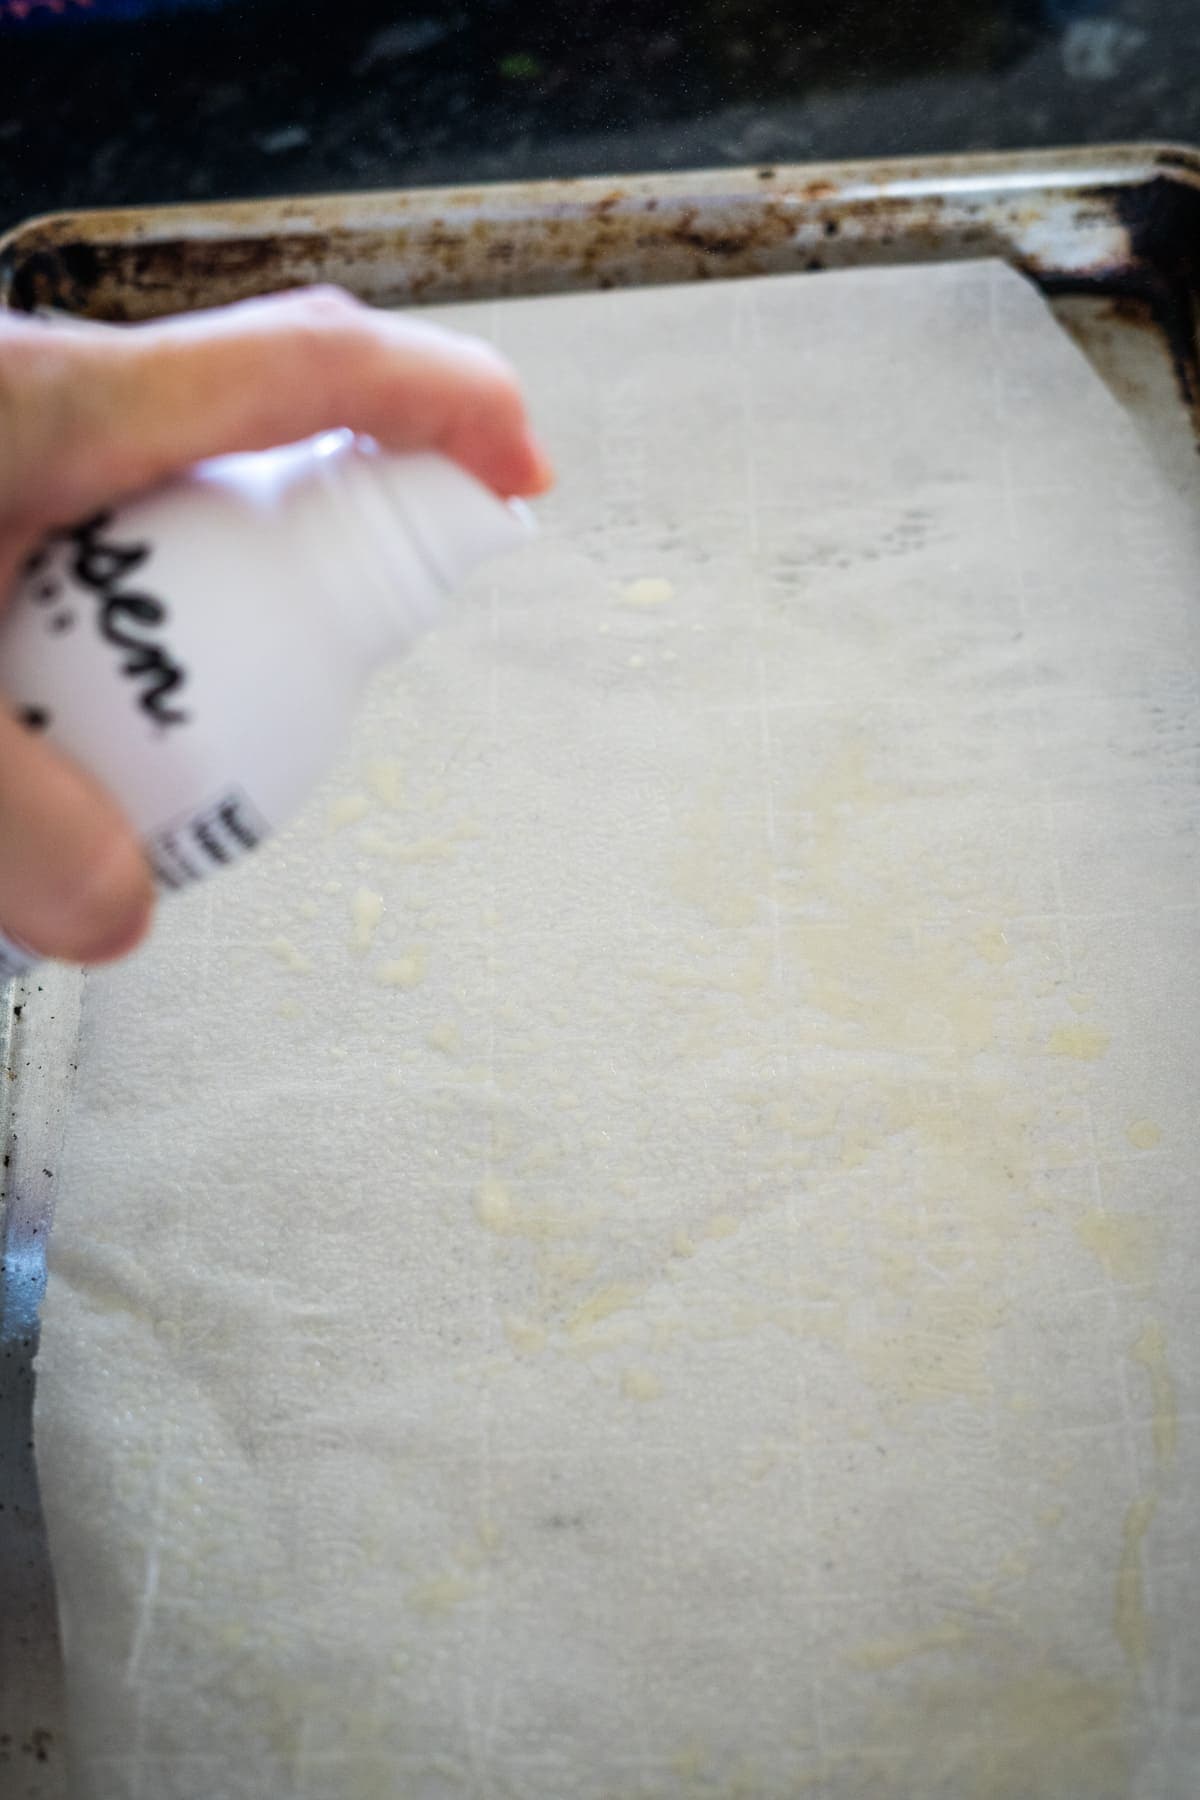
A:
[[522, 433, 556, 496]]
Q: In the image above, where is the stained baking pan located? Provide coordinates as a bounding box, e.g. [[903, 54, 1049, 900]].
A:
[[1, 142, 1199, 1799]]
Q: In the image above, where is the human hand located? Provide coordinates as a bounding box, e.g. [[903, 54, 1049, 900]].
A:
[[0, 286, 551, 967]]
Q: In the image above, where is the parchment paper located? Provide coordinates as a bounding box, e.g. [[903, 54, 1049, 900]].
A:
[[33, 261, 1200, 1799]]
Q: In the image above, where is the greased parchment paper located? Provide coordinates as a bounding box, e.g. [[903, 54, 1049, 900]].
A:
[[34, 261, 1200, 1799]]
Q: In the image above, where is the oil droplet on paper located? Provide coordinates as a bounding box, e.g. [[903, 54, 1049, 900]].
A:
[[1131, 1319, 1177, 1467], [476, 1518, 501, 1556], [620, 1366, 662, 1402], [351, 887, 385, 951], [375, 952, 426, 989], [669, 1745, 706, 1782], [1126, 1119, 1161, 1150], [328, 793, 370, 830], [1074, 1211, 1157, 1286], [409, 1573, 473, 1617], [974, 924, 1012, 965], [504, 1315, 547, 1356], [846, 1621, 966, 1672], [848, 1669, 1127, 1798], [476, 1177, 523, 1235], [1046, 1022, 1110, 1061], [618, 576, 674, 608], [427, 1022, 459, 1054], [568, 1282, 647, 1341], [267, 937, 311, 975], [368, 758, 405, 808], [1114, 1493, 1157, 1668], [475, 1178, 574, 1242]]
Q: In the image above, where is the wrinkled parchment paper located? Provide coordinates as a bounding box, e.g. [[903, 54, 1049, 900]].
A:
[[33, 261, 1200, 1798]]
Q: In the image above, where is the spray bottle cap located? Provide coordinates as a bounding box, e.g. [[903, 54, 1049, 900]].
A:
[[372, 450, 535, 593]]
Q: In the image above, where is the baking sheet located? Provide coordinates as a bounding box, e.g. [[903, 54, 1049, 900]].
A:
[[0, 145, 1193, 327], [25, 258, 1200, 1798]]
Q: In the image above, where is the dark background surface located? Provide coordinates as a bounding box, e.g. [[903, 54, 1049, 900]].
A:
[[1, 0, 1198, 234]]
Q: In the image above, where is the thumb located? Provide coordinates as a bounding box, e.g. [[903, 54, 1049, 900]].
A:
[[0, 707, 154, 965]]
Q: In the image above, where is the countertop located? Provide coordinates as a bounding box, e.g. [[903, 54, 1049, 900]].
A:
[[1, 0, 1199, 238]]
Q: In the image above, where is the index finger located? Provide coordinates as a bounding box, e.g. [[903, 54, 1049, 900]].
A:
[[1, 287, 553, 536]]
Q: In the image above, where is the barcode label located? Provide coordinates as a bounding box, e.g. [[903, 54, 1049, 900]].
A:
[[147, 788, 271, 890]]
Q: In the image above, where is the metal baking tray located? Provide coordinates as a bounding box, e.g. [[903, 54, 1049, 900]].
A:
[[2, 141, 1198, 1799]]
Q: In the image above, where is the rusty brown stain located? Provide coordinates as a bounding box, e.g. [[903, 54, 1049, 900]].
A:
[[1036, 174, 1200, 420], [0, 182, 963, 323], [0, 158, 1197, 446], [669, 229, 760, 258], [1065, 297, 1157, 410], [1150, 146, 1200, 177], [19, 1727, 53, 1764], [1099, 293, 1160, 328]]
